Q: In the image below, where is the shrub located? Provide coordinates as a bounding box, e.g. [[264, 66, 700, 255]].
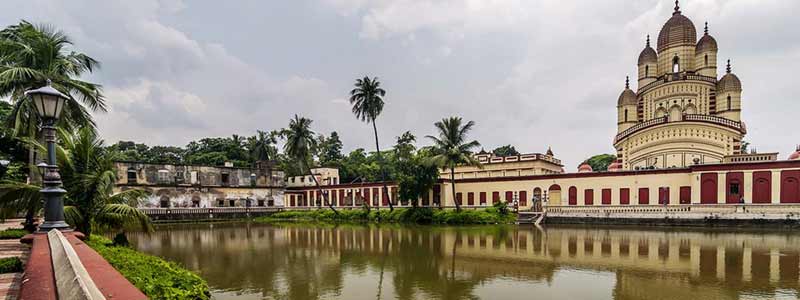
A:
[[261, 207, 514, 225], [0, 257, 22, 274], [86, 236, 211, 300], [0, 228, 27, 240]]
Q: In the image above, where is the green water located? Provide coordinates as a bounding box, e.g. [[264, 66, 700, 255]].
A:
[[129, 222, 800, 300]]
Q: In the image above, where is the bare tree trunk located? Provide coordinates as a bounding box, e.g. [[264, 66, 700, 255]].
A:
[[451, 166, 460, 211], [307, 163, 338, 214], [372, 120, 393, 211]]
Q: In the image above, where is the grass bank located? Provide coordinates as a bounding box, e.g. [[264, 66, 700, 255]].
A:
[[0, 228, 27, 239], [255, 205, 516, 225], [85, 235, 211, 300], [0, 257, 22, 274]]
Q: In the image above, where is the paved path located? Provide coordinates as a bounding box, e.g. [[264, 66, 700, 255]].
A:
[[0, 219, 29, 300]]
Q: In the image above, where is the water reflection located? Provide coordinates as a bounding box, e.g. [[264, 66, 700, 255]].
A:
[[129, 223, 800, 300]]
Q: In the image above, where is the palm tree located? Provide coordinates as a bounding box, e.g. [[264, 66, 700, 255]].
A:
[[0, 21, 105, 182], [282, 115, 337, 214], [55, 127, 151, 237], [350, 76, 393, 210], [248, 130, 278, 163], [426, 117, 481, 211], [0, 181, 40, 231]]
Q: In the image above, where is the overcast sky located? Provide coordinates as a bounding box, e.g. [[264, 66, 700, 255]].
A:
[[2, 0, 799, 170]]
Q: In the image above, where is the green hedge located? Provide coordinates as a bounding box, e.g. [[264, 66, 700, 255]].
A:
[[0, 257, 22, 274], [260, 206, 515, 225], [0, 228, 27, 240], [85, 236, 211, 300]]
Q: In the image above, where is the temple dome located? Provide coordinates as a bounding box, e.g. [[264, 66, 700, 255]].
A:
[[718, 60, 742, 92], [696, 23, 717, 53], [607, 160, 623, 172], [657, 3, 697, 53], [638, 36, 658, 65], [789, 146, 800, 160], [618, 77, 637, 106], [578, 162, 593, 173]]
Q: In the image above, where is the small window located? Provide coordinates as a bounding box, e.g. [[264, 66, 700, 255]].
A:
[[672, 56, 680, 73], [704, 54, 708, 66], [229, 199, 236, 207], [645, 65, 649, 77], [157, 170, 170, 184], [221, 173, 230, 186], [300, 176, 305, 183], [217, 199, 224, 207], [127, 169, 137, 184], [624, 109, 628, 122], [727, 95, 732, 111], [730, 183, 740, 195]]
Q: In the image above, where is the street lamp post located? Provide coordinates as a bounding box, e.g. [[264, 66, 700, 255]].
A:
[[26, 81, 70, 232]]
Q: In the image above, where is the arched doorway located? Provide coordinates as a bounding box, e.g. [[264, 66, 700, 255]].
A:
[[753, 171, 771, 204], [568, 186, 577, 206], [159, 196, 170, 208], [700, 173, 718, 204], [781, 171, 800, 203], [191, 195, 201, 207], [548, 185, 561, 206], [533, 188, 543, 212]]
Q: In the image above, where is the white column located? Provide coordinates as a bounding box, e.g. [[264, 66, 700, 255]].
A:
[[772, 171, 782, 204], [743, 171, 754, 204], [717, 171, 727, 204]]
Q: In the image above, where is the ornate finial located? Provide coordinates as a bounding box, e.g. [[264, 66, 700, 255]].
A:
[[726, 59, 731, 73], [673, 0, 681, 14], [704, 22, 708, 35], [646, 35, 650, 47], [625, 76, 630, 89]]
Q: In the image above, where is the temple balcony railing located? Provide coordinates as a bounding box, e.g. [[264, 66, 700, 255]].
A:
[[614, 114, 745, 144], [637, 72, 718, 94]]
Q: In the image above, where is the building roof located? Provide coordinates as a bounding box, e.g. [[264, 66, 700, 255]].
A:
[[657, 2, 697, 53]]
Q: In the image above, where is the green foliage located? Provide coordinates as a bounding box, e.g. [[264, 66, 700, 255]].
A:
[[86, 236, 210, 300], [426, 117, 481, 211], [263, 207, 514, 225], [395, 134, 439, 207], [491, 145, 519, 157], [316, 131, 344, 166], [0, 257, 22, 274], [492, 201, 510, 215], [0, 228, 26, 239], [585, 153, 616, 172]]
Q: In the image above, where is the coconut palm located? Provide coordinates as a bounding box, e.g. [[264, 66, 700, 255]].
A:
[[350, 76, 393, 210], [0, 181, 40, 231], [248, 130, 278, 163], [282, 115, 337, 214], [426, 117, 481, 211], [0, 21, 105, 181]]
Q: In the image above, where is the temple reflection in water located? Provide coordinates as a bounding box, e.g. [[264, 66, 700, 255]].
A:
[[130, 223, 800, 300]]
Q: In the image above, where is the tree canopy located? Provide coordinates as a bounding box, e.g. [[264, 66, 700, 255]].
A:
[[491, 145, 519, 157], [585, 154, 616, 172]]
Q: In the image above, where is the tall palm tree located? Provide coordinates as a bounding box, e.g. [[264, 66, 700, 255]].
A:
[[426, 117, 481, 211], [349, 76, 393, 210], [0, 21, 105, 181], [282, 115, 337, 214], [248, 130, 278, 163]]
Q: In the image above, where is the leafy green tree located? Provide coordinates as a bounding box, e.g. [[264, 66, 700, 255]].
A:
[[350, 76, 393, 210], [426, 117, 481, 211], [317, 131, 344, 166], [585, 154, 616, 172], [0, 21, 106, 181], [491, 145, 519, 157], [282, 115, 337, 213], [247, 130, 279, 163], [395, 133, 438, 208], [0, 101, 27, 181]]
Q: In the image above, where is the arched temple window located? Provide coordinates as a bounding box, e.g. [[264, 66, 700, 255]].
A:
[[645, 65, 649, 77], [624, 109, 628, 122], [672, 56, 680, 73], [727, 95, 732, 111], [704, 54, 708, 66]]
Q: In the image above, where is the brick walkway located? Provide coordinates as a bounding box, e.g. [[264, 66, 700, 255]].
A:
[[0, 219, 29, 300]]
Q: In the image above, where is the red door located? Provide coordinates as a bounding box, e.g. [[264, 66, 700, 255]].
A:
[[753, 171, 771, 204], [456, 193, 463, 205], [480, 192, 487, 205], [363, 188, 370, 206], [519, 191, 527, 207], [601, 189, 611, 205], [781, 170, 800, 203], [467, 193, 475, 206], [726, 172, 744, 204], [700, 173, 718, 204], [679, 186, 691, 204], [658, 187, 670, 205], [290, 195, 296, 207], [492, 192, 500, 204], [505, 191, 513, 203], [638, 188, 649, 205], [568, 187, 577, 206], [584, 189, 594, 205], [620, 188, 630, 205]]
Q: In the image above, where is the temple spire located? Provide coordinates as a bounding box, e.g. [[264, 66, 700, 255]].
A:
[[646, 35, 650, 47], [625, 76, 630, 89], [726, 59, 731, 73], [704, 22, 709, 35], [673, 0, 681, 15]]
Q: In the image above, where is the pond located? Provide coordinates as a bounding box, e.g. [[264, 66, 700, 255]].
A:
[[129, 222, 800, 300]]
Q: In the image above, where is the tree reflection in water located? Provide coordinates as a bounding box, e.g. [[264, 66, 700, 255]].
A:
[[129, 223, 800, 300]]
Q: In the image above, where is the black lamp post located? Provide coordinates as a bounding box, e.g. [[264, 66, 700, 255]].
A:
[[26, 80, 71, 231]]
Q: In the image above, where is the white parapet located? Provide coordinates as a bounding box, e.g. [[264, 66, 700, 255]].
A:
[[47, 229, 106, 300]]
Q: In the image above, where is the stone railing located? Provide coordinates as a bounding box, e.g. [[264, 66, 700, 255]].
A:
[[48, 230, 105, 300], [545, 204, 800, 220], [614, 114, 745, 144], [638, 73, 717, 94]]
